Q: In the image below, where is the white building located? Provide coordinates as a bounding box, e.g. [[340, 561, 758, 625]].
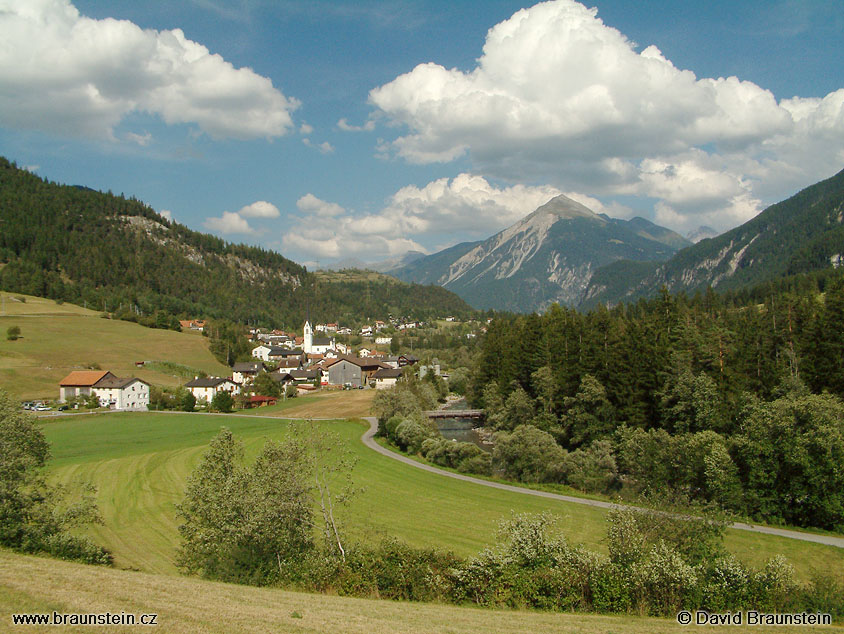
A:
[[251, 344, 273, 362], [58, 370, 149, 411], [372, 367, 403, 389], [304, 320, 335, 355], [184, 377, 239, 403], [92, 376, 150, 410]]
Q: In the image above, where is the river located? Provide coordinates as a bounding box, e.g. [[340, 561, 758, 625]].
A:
[[434, 398, 491, 452]]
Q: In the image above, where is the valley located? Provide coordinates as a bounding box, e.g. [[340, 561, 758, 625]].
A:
[[41, 410, 844, 583]]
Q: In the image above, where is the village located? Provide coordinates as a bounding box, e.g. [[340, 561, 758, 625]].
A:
[[51, 316, 480, 412]]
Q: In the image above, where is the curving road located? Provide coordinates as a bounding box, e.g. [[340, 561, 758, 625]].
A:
[[362, 417, 844, 549]]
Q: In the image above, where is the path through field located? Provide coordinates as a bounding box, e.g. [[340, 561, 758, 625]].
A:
[[361, 418, 844, 549]]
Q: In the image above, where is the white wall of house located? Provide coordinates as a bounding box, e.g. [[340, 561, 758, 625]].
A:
[[188, 381, 238, 402], [93, 381, 149, 411]]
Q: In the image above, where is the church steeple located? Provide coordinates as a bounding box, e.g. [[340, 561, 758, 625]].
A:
[[303, 319, 313, 354]]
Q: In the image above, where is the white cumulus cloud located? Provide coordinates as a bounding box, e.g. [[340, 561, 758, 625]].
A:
[[282, 174, 567, 262], [368, 0, 844, 232], [297, 194, 346, 217], [338, 117, 376, 132], [238, 201, 280, 219], [204, 210, 254, 234], [0, 0, 299, 140]]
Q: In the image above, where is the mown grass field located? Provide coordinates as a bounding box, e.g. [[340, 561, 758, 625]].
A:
[[40, 411, 844, 584], [4, 550, 840, 634], [240, 388, 375, 419], [0, 291, 230, 400]]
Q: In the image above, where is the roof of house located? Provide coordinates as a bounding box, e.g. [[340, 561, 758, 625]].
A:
[[233, 362, 265, 372], [290, 369, 320, 380], [249, 395, 277, 404], [268, 348, 302, 357], [327, 356, 386, 370], [93, 376, 148, 389], [373, 367, 403, 379], [312, 337, 332, 346], [60, 370, 112, 387], [185, 377, 234, 388]]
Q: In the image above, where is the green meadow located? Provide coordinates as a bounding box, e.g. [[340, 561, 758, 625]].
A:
[[41, 411, 844, 583], [0, 291, 229, 401]]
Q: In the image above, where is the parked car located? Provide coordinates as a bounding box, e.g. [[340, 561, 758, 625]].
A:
[[22, 401, 34, 410], [57, 405, 69, 411], [34, 405, 51, 411]]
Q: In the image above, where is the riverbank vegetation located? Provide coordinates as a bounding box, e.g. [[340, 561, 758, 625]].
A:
[[176, 427, 843, 619], [469, 275, 844, 532]]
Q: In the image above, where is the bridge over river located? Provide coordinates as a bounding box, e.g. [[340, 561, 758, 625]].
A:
[[424, 409, 485, 420]]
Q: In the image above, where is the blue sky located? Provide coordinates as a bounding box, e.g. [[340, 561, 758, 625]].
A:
[[1, 0, 842, 267]]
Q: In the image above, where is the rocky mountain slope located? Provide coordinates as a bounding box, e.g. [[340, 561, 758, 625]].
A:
[[393, 195, 689, 312], [582, 167, 844, 308]]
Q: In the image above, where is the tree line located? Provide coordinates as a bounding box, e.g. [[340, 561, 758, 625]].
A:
[[468, 273, 844, 531]]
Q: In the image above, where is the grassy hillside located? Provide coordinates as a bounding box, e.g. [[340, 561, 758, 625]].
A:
[[41, 412, 844, 584], [7, 550, 832, 634], [0, 291, 229, 400]]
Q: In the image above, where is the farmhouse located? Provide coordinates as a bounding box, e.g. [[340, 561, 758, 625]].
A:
[[184, 377, 239, 403], [325, 356, 385, 388], [59, 370, 149, 411], [90, 376, 150, 410], [232, 361, 265, 385], [251, 344, 273, 361], [372, 367, 403, 389]]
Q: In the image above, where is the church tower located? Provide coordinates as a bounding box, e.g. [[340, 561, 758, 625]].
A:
[[303, 320, 313, 354]]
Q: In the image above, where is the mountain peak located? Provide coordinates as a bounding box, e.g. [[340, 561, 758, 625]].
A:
[[531, 194, 603, 222]]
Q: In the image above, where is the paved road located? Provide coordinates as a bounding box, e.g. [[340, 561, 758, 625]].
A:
[[362, 417, 844, 549]]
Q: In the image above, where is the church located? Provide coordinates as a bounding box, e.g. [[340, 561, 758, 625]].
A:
[[303, 320, 336, 355]]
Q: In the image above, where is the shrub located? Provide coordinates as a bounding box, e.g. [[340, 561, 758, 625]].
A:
[[751, 555, 797, 612], [629, 541, 698, 615], [395, 419, 436, 453], [562, 439, 618, 493], [590, 563, 631, 613], [493, 424, 566, 483], [700, 555, 751, 612]]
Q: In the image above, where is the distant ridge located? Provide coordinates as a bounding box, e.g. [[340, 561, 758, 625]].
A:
[[393, 194, 689, 312]]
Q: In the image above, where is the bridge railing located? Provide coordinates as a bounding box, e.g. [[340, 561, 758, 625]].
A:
[[424, 409, 485, 419]]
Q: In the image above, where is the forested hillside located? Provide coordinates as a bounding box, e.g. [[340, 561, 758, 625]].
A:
[[470, 270, 844, 530], [0, 158, 473, 327], [583, 168, 844, 307]]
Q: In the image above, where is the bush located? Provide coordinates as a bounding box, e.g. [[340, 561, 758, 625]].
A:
[[700, 555, 752, 612], [629, 541, 698, 615], [590, 563, 631, 613], [6, 325, 21, 341], [210, 390, 233, 413], [561, 439, 618, 493], [493, 425, 566, 483], [395, 419, 437, 453]]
